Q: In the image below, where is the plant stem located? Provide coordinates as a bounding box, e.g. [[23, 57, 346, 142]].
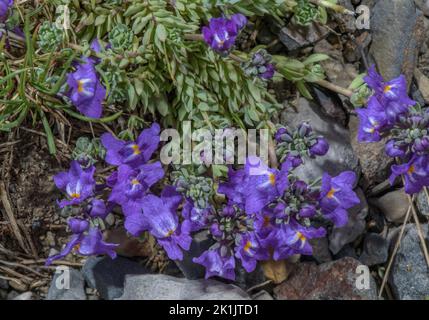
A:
[[378, 198, 413, 298], [309, 0, 355, 15], [315, 79, 354, 98]]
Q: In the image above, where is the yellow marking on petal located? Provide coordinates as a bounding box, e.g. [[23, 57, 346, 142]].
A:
[[263, 215, 271, 227], [131, 144, 141, 155], [77, 80, 84, 93], [327, 188, 336, 199], [408, 165, 415, 175], [297, 232, 306, 242], [368, 127, 375, 133], [131, 179, 140, 185], [244, 240, 252, 252], [383, 85, 392, 93], [269, 173, 276, 186], [166, 229, 175, 237], [73, 243, 81, 252], [70, 192, 81, 199]]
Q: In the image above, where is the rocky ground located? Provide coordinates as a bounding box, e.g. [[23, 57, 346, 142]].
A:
[[2, 0, 429, 300]]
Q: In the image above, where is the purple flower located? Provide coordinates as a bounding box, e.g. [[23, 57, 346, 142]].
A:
[[124, 187, 191, 260], [182, 199, 211, 232], [193, 248, 236, 281], [309, 137, 329, 156], [242, 156, 281, 214], [274, 127, 292, 143], [108, 162, 164, 216], [68, 218, 89, 234], [385, 140, 407, 158], [389, 155, 429, 194], [202, 17, 240, 53], [0, 0, 13, 23], [231, 13, 247, 29], [54, 161, 95, 208], [259, 63, 275, 80], [355, 96, 387, 142], [218, 166, 247, 207], [234, 232, 268, 272], [89, 199, 108, 219], [268, 220, 326, 260], [66, 60, 106, 118], [365, 65, 415, 105], [364, 65, 415, 123], [46, 221, 117, 265], [101, 123, 160, 168], [320, 171, 360, 226]]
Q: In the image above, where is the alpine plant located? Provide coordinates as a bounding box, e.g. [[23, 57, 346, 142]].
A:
[[355, 66, 429, 194], [48, 122, 359, 281]]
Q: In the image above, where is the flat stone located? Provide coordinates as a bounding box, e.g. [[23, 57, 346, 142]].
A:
[[359, 233, 389, 266], [280, 98, 359, 183], [417, 189, 429, 216], [389, 224, 429, 300], [369, 0, 425, 86], [371, 189, 409, 223], [274, 257, 378, 300], [309, 237, 332, 264], [279, 23, 329, 51], [349, 115, 394, 186], [117, 274, 250, 300], [13, 292, 33, 300], [252, 290, 274, 300], [82, 256, 149, 300], [47, 268, 86, 300]]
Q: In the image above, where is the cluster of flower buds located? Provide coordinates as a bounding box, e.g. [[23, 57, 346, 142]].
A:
[[241, 49, 275, 80], [173, 170, 214, 210], [72, 136, 106, 168], [356, 66, 429, 194], [275, 122, 329, 165]]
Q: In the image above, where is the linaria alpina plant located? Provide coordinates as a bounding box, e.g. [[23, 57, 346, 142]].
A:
[[355, 66, 429, 195], [47, 122, 359, 280]]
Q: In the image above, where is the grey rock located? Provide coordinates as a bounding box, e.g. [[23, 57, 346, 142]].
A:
[[313, 39, 359, 105], [334, 244, 358, 260], [280, 98, 359, 182], [415, 0, 429, 17], [13, 292, 33, 300], [359, 233, 389, 266], [47, 268, 86, 300], [6, 291, 19, 300], [372, 188, 409, 223], [82, 256, 149, 300], [349, 115, 393, 185], [175, 230, 214, 280], [332, 0, 356, 33], [329, 188, 368, 254], [235, 264, 266, 290], [279, 23, 329, 51], [369, 0, 425, 86], [274, 258, 378, 300], [252, 290, 273, 300], [0, 278, 9, 290], [117, 274, 250, 300], [309, 237, 332, 263], [389, 224, 429, 300], [417, 189, 429, 216], [312, 87, 347, 125]]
